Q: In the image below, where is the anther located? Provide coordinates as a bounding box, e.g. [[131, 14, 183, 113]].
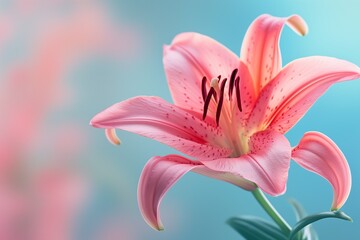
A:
[[202, 87, 216, 120], [201, 76, 207, 102], [216, 78, 227, 126], [235, 76, 242, 112], [228, 68, 238, 100]]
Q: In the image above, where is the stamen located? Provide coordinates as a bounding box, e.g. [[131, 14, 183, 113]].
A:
[[201, 76, 207, 102], [228, 68, 238, 100], [235, 76, 242, 112], [202, 87, 216, 120], [213, 90, 218, 102], [216, 78, 227, 126]]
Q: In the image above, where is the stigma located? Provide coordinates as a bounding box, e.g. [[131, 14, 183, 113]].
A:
[[202, 68, 242, 126]]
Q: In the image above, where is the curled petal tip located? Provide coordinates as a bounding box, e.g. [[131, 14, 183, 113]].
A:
[[154, 225, 165, 231], [292, 132, 351, 210], [105, 128, 121, 145], [287, 15, 309, 36], [147, 219, 164, 231]]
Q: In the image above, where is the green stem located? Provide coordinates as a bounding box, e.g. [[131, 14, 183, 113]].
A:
[[252, 188, 292, 236]]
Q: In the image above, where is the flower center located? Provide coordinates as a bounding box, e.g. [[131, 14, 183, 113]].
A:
[[202, 68, 242, 126], [201, 69, 249, 157]]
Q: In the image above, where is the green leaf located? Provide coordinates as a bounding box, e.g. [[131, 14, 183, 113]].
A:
[[227, 216, 288, 240], [288, 199, 318, 240], [289, 211, 352, 240]]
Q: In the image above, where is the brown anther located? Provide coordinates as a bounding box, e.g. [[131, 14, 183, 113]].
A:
[[235, 76, 242, 112], [201, 69, 242, 125], [202, 87, 216, 120], [201, 76, 207, 102], [228, 68, 238, 100]]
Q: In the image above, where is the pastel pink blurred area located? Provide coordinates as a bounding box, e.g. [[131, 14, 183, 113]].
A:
[[0, 0, 141, 167], [30, 167, 87, 240], [0, 185, 26, 240], [0, 0, 140, 59], [93, 202, 183, 240], [0, 0, 141, 239], [0, 115, 88, 239], [93, 216, 137, 240], [0, 162, 88, 240], [14, 125, 89, 240], [0, 16, 14, 47], [0, 64, 60, 174]]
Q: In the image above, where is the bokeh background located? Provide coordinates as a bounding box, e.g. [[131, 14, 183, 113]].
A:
[[1, 0, 359, 239]]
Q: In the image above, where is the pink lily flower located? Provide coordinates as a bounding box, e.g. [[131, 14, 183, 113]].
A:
[[91, 14, 359, 230]]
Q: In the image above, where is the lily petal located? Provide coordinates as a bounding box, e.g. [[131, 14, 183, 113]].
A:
[[240, 14, 308, 95], [164, 32, 239, 116], [138, 154, 257, 230], [201, 130, 291, 196], [247, 56, 360, 134], [138, 155, 201, 230], [292, 132, 351, 210], [90, 96, 231, 159]]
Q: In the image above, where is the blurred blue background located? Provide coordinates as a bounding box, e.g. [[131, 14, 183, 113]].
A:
[[1, 0, 359, 239]]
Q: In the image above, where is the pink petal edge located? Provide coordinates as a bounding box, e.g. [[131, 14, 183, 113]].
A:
[[292, 131, 352, 210]]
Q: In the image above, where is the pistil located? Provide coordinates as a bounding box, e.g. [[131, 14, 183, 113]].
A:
[[216, 78, 227, 125], [210, 77, 221, 96]]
